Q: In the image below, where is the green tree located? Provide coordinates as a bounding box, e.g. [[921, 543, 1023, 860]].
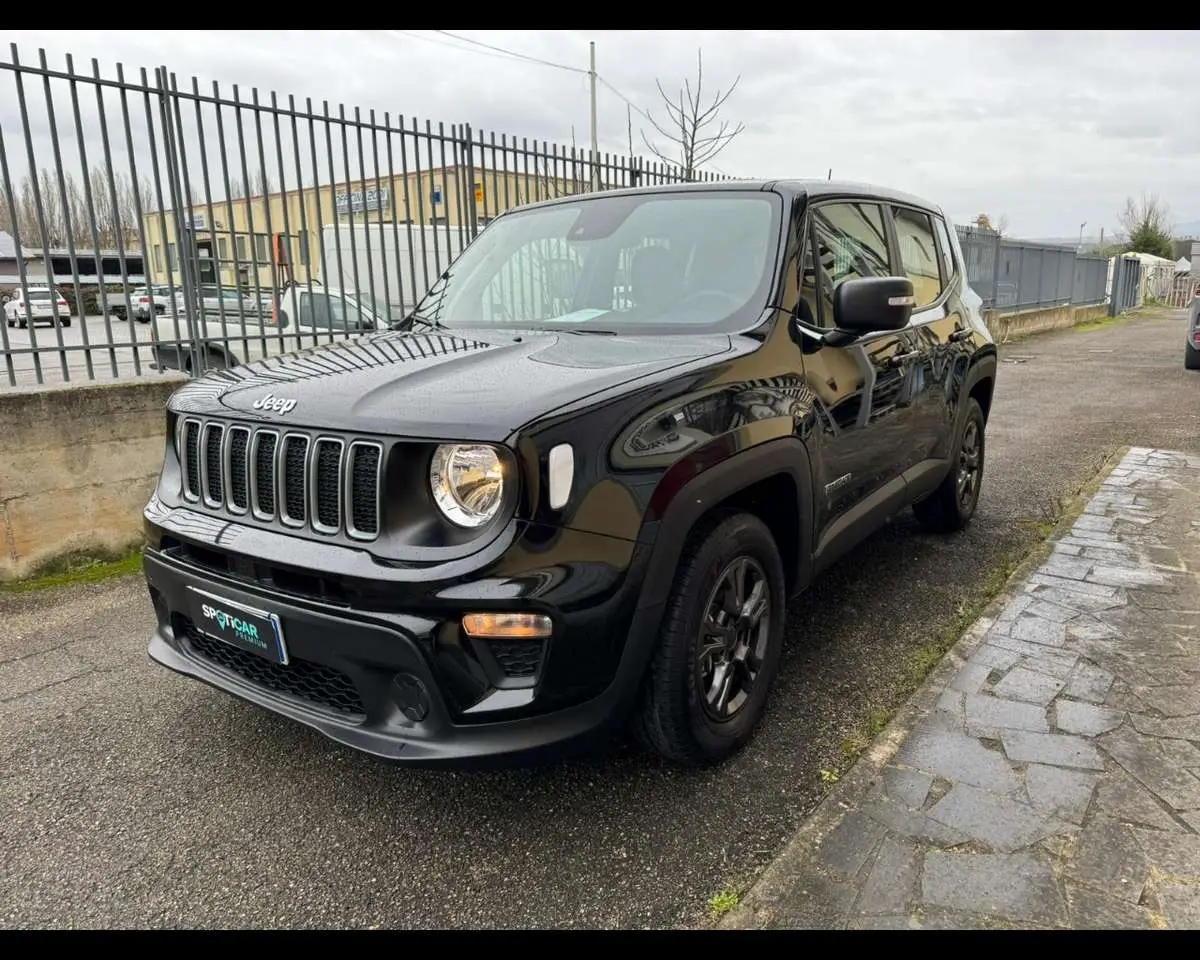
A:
[[1119, 193, 1174, 259]]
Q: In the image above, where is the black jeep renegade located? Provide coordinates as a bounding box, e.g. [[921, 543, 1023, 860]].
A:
[[142, 180, 997, 767]]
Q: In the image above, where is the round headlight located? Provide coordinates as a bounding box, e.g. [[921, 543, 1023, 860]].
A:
[[430, 444, 505, 528]]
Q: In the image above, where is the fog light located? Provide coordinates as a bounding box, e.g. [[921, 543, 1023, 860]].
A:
[[462, 612, 553, 639]]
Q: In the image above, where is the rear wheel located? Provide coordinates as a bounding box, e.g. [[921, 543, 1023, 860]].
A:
[[60, 317, 71, 327], [634, 512, 786, 766], [914, 397, 986, 533], [1186, 341, 1200, 370]]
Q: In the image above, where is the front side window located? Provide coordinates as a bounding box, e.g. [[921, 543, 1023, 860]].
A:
[[299, 292, 352, 329], [810, 202, 892, 327], [414, 191, 782, 335], [892, 206, 942, 307]]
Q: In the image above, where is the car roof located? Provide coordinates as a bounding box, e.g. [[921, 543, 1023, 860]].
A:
[[506, 178, 944, 218]]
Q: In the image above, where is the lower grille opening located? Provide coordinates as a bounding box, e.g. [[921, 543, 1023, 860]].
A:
[[489, 639, 544, 678], [180, 617, 366, 719]]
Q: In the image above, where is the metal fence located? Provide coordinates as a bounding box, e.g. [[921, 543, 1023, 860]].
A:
[[0, 43, 1130, 391], [0, 44, 727, 389], [954, 225, 1109, 310]]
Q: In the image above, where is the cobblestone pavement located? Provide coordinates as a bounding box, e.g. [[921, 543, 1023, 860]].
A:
[[725, 447, 1200, 930]]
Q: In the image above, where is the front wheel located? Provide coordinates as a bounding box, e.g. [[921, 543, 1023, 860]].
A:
[[1186, 341, 1200, 370], [634, 512, 786, 766], [914, 397, 986, 533]]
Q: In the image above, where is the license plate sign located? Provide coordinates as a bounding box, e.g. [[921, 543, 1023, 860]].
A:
[[186, 587, 288, 665]]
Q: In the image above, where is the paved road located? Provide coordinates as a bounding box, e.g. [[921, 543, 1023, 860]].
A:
[[0, 313, 163, 389], [2, 308, 1198, 929]]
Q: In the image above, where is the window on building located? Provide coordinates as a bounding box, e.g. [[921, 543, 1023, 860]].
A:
[[254, 233, 270, 262], [167, 243, 177, 271], [299, 233, 310, 268], [217, 237, 229, 261], [810, 202, 892, 327], [892, 206, 942, 307], [153, 244, 162, 271], [235, 234, 247, 260]]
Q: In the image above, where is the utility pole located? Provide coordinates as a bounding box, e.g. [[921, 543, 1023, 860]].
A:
[[1078, 220, 1087, 253], [589, 41, 599, 192]]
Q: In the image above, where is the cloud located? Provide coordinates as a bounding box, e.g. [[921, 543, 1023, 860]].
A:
[[1, 29, 1197, 239]]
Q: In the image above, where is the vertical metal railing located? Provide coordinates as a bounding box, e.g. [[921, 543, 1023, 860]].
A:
[[0, 43, 737, 389]]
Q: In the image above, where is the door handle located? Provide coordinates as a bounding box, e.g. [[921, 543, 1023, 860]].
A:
[[885, 350, 920, 368]]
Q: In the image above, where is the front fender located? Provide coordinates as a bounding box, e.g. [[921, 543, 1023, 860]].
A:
[[633, 435, 815, 611]]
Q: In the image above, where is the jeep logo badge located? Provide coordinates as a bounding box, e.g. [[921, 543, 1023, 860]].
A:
[[252, 393, 297, 415]]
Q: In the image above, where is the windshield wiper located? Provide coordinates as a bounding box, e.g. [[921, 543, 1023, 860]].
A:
[[393, 311, 447, 333], [559, 327, 617, 336]]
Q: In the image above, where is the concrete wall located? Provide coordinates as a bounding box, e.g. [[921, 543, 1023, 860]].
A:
[[0, 378, 181, 581], [985, 302, 1109, 342]]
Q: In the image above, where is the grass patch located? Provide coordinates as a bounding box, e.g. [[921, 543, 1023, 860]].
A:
[[1073, 313, 1128, 334], [707, 890, 740, 918], [1, 546, 144, 593]]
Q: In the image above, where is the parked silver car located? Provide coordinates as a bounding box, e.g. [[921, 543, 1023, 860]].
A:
[[174, 284, 262, 319]]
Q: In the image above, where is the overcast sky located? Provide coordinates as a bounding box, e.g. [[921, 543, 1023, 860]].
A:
[[4, 29, 1197, 240]]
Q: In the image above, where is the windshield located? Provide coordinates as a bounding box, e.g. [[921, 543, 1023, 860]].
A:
[[411, 190, 782, 335]]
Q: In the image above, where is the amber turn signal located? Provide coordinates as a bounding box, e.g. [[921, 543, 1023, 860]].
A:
[[461, 612, 553, 639]]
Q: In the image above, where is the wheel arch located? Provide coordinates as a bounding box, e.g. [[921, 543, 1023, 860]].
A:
[[635, 436, 815, 612]]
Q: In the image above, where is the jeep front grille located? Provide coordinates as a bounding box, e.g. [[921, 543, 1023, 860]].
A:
[[179, 418, 382, 541]]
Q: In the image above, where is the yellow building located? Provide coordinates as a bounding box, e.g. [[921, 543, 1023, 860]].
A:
[[142, 164, 593, 290]]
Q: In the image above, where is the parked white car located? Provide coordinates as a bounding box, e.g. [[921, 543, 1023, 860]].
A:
[[4, 286, 71, 328], [151, 283, 392, 373]]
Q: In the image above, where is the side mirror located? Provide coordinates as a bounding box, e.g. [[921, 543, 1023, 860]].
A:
[[832, 276, 915, 336]]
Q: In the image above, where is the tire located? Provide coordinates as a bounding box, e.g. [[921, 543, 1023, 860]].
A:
[[634, 511, 786, 766], [914, 397, 986, 533], [60, 317, 71, 327], [18, 318, 27, 329], [1186, 341, 1200, 370]]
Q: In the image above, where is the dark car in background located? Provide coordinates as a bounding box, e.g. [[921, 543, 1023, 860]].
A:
[[1186, 293, 1200, 370], [141, 180, 997, 767]]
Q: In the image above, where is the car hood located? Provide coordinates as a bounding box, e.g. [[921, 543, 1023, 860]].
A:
[[167, 327, 737, 440]]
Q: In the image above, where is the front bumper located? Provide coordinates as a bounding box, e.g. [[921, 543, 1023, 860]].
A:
[[142, 529, 664, 767]]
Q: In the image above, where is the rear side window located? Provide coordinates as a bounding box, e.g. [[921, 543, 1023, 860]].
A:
[[931, 216, 958, 287], [892, 206, 942, 307]]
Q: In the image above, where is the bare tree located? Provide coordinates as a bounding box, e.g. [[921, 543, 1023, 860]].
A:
[[1118, 193, 1173, 258], [17, 176, 39, 243], [64, 170, 89, 246], [995, 214, 1010, 236], [641, 49, 744, 180], [0, 182, 11, 236], [139, 176, 155, 215], [89, 166, 115, 247], [38, 168, 66, 246]]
